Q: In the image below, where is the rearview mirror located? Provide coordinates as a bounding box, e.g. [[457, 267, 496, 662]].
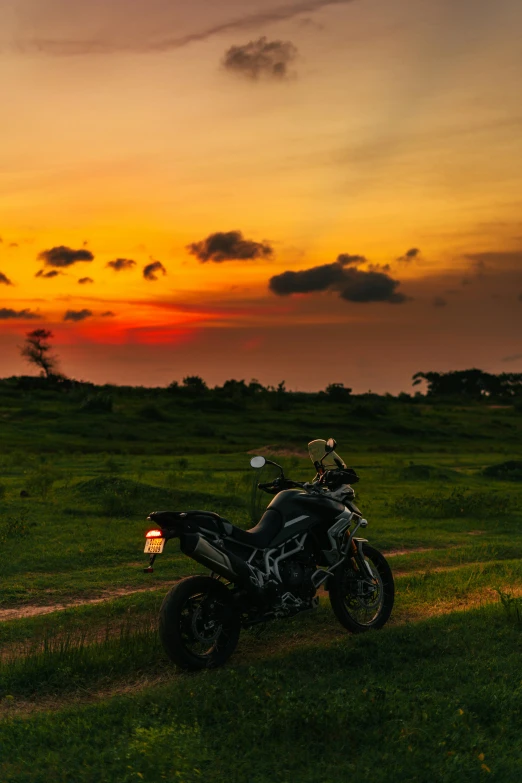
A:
[[325, 438, 337, 454], [250, 456, 266, 469]]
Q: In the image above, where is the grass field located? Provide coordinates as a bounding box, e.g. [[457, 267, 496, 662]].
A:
[[1, 383, 522, 781]]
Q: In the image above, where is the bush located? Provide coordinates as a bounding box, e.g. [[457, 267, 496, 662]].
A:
[[483, 460, 522, 481], [400, 463, 458, 481]]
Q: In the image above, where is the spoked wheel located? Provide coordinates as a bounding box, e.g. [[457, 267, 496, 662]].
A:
[[159, 575, 241, 671], [328, 543, 394, 632]]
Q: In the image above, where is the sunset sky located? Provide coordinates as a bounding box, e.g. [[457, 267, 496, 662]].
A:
[[1, 0, 521, 392]]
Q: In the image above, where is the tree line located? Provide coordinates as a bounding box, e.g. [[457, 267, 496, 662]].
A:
[[9, 328, 522, 401]]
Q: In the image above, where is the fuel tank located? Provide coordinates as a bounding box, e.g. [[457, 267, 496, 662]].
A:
[[267, 489, 345, 546]]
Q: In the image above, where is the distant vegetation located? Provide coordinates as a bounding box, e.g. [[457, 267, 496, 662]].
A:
[[1, 353, 522, 782]]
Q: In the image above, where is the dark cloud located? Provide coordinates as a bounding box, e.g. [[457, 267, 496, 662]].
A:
[[339, 269, 408, 303], [519, 293, 522, 302], [101, 311, 116, 317], [269, 257, 408, 303], [223, 37, 298, 80], [63, 308, 93, 322], [336, 253, 366, 266], [432, 296, 447, 307], [0, 308, 39, 320], [187, 230, 273, 263], [21, 1, 355, 55], [106, 258, 136, 272], [35, 269, 61, 279], [502, 353, 522, 363], [8, 242, 19, 248], [38, 245, 94, 268], [396, 248, 420, 263], [270, 260, 346, 295], [0, 271, 13, 286], [78, 277, 94, 284], [143, 261, 167, 281]]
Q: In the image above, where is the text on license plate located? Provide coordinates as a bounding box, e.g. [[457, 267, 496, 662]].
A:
[[144, 538, 165, 554]]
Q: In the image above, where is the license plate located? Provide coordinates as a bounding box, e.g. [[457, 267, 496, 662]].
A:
[[144, 538, 165, 554]]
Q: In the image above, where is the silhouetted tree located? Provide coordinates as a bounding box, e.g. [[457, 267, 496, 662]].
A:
[[20, 329, 58, 378], [182, 375, 208, 396], [325, 382, 352, 401], [412, 369, 522, 399]]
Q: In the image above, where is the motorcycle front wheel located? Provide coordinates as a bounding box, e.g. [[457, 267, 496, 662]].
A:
[[159, 575, 241, 671], [328, 543, 394, 633]]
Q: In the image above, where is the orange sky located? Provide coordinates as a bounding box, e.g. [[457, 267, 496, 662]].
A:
[[1, 0, 521, 391]]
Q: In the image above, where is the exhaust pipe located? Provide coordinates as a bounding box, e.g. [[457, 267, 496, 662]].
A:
[[181, 534, 253, 587]]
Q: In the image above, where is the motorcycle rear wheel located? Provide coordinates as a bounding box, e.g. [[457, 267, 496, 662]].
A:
[[328, 543, 394, 632], [159, 575, 241, 671]]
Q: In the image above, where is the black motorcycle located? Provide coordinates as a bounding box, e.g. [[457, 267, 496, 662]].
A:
[[143, 438, 394, 670]]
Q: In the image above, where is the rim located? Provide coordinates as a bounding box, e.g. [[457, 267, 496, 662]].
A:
[[178, 591, 233, 659], [340, 556, 385, 626]]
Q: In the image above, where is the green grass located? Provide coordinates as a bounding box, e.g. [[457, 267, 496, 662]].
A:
[[1, 384, 522, 780], [2, 604, 522, 781]]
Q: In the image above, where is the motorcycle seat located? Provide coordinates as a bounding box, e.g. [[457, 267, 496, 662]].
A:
[[230, 508, 283, 549], [148, 510, 234, 536]]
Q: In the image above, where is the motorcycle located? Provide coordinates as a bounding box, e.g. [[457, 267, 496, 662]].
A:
[[143, 438, 394, 670]]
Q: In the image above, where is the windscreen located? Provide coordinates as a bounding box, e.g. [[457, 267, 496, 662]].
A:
[[250, 461, 281, 525], [308, 439, 346, 470]]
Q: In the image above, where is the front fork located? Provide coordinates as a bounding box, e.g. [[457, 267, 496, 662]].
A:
[[340, 518, 377, 583]]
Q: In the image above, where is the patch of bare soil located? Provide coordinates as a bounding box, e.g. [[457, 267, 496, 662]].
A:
[[0, 580, 182, 623], [2, 587, 518, 720]]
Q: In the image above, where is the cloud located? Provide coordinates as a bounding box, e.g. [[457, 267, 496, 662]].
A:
[[78, 277, 94, 284], [187, 230, 273, 263], [0, 308, 40, 320], [19, 1, 355, 55], [223, 37, 298, 80], [269, 256, 408, 303], [143, 260, 167, 281], [63, 308, 93, 322], [519, 293, 522, 302], [38, 245, 94, 268], [432, 296, 447, 307], [502, 353, 522, 363], [35, 269, 61, 279], [336, 253, 366, 266], [396, 248, 420, 263], [101, 311, 116, 317], [106, 258, 136, 272], [0, 271, 13, 286], [339, 269, 408, 303]]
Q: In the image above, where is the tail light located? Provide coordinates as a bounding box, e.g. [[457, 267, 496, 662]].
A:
[[145, 529, 163, 538]]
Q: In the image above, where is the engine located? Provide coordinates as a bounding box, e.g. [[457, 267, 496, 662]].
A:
[[279, 557, 315, 600]]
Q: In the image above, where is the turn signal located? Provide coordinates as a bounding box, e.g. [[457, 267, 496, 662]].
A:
[[145, 529, 163, 538]]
